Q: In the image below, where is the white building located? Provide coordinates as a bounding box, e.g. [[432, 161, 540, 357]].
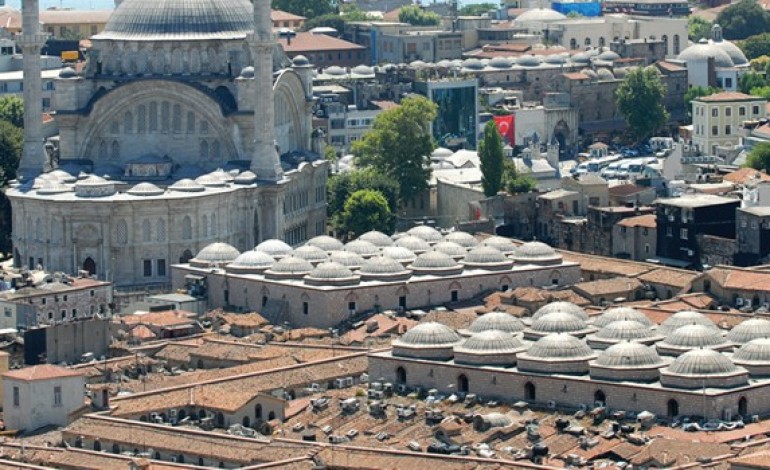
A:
[[691, 92, 766, 156], [2, 364, 85, 432], [674, 24, 750, 91]]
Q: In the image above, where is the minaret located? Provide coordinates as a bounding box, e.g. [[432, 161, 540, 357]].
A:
[[250, 0, 283, 181], [16, 0, 48, 177]]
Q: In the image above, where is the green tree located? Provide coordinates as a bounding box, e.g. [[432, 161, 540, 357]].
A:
[[502, 160, 536, 194], [398, 5, 441, 26], [688, 16, 713, 42], [746, 141, 770, 172], [0, 96, 24, 129], [716, 0, 770, 40], [739, 33, 770, 60], [270, 0, 334, 20], [327, 169, 400, 230], [0, 120, 22, 257], [458, 3, 496, 15], [684, 85, 720, 119], [324, 145, 338, 164], [751, 85, 770, 99], [479, 120, 505, 197], [341, 189, 393, 236], [303, 14, 346, 32], [353, 96, 437, 204], [615, 67, 669, 142], [740, 71, 767, 94]]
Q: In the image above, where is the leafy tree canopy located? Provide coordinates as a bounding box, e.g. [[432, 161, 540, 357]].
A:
[[271, 0, 334, 20], [341, 189, 394, 236], [479, 120, 505, 197], [716, 0, 770, 40], [458, 3, 497, 16], [740, 71, 767, 94], [684, 86, 721, 119], [352, 96, 438, 204], [303, 5, 374, 31], [746, 141, 770, 173], [615, 67, 669, 142], [0, 96, 24, 129], [688, 16, 713, 42], [503, 160, 536, 194], [750, 85, 770, 99], [0, 119, 22, 256], [327, 168, 400, 217], [398, 5, 441, 26], [740, 33, 770, 60]]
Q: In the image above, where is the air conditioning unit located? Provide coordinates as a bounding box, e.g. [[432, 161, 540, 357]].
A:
[[736, 297, 744, 306], [594, 401, 605, 408], [335, 378, 348, 389], [547, 400, 557, 409], [345, 377, 354, 387], [310, 383, 321, 392], [360, 373, 369, 383]]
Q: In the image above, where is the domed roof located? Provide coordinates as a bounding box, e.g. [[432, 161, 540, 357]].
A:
[[517, 54, 542, 67], [48, 170, 76, 183], [394, 235, 431, 253], [37, 182, 71, 195], [324, 66, 346, 76], [396, 322, 461, 347], [96, 0, 254, 41], [127, 182, 164, 196], [443, 231, 479, 248], [433, 241, 467, 258], [657, 310, 717, 335], [661, 324, 726, 349], [468, 311, 525, 334], [407, 225, 443, 243], [381, 246, 416, 263], [455, 330, 524, 354], [306, 235, 344, 252], [351, 64, 374, 75], [359, 256, 411, 280], [411, 251, 460, 270], [306, 262, 356, 280], [431, 147, 454, 160], [234, 171, 256, 184], [530, 311, 589, 334], [344, 239, 379, 257], [169, 178, 205, 192], [255, 239, 293, 257], [594, 307, 653, 328], [677, 39, 735, 68], [194, 242, 240, 264], [329, 251, 366, 269], [595, 320, 655, 341], [598, 50, 620, 61], [462, 58, 484, 70], [596, 68, 614, 80], [572, 52, 590, 64], [524, 333, 593, 359], [74, 175, 116, 197], [594, 341, 664, 368], [464, 246, 510, 265], [292, 55, 310, 67], [293, 245, 329, 263], [481, 236, 515, 254], [666, 349, 738, 376], [514, 7, 567, 23], [544, 54, 567, 64], [489, 57, 513, 69], [59, 66, 77, 78], [195, 173, 227, 187], [228, 250, 274, 269], [358, 231, 394, 247], [266, 256, 313, 276], [727, 319, 770, 344], [533, 302, 589, 321], [239, 66, 255, 78], [734, 338, 770, 363], [714, 40, 748, 65], [512, 241, 561, 263]]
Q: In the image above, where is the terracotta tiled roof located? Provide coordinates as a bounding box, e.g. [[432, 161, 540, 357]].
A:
[[119, 310, 197, 328], [129, 324, 157, 340], [636, 267, 697, 289], [628, 438, 733, 466], [608, 184, 650, 197], [697, 92, 761, 102], [278, 32, 365, 53], [563, 72, 589, 80], [731, 450, 770, 469], [572, 277, 643, 297], [3, 364, 84, 381], [372, 100, 399, 111], [724, 167, 770, 185], [656, 61, 685, 72], [616, 214, 656, 228], [218, 312, 269, 328], [271, 9, 306, 22], [560, 251, 653, 277], [707, 267, 770, 292]]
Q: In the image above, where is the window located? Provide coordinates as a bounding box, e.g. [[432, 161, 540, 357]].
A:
[[712, 108, 718, 117], [157, 259, 166, 277], [54, 386, 62, 406], [42, 98, 50, 109], [645, 243, 650, 254], [754, 105, 761, 115], [12, 386, 19, 407], [725, 78, 733, 89], [143, 260, 152, 277], [451, 290, 459, 302], [726, 125, 732, 135], [348, 301, 356, 313], [666, 227, 672, 237], [72, 308, 77, 318], [726, 107, 732, 117], [303, 302, 309, 315], [3, 308, 10, 318], [712, 125, 718, 136], [680, 228, 688, 239], [740, 106, 746, 116]]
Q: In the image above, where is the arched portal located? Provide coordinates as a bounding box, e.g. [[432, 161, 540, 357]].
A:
[[396, 366, 407, 384], [553, 120, 570, 159], [83, 257, 96, 276], [525, 382, 536, 401], [457, 374, 469, 394], [667, 399, 679, 418], [180, 249, 194, 264], [594, 390, 606, 405], [739, 397, 748, 416]]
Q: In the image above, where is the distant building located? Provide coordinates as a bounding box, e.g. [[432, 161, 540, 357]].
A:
[[691, 92, 766, 156], [277, 32, 368, 68], [414, 78, 479, 149], [613, 213, 657, 261]]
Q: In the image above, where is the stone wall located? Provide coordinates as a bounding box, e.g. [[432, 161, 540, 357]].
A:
[[699, 234, 736, 268]]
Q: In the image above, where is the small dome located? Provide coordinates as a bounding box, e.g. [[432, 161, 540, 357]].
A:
[[37, 182, 71, 195], [292, 55, 310, 66], [517, 54, 542, 67], [714, 40, 748, 66], [489, 57, 513, 69], [192, 242, 240, 266], [431, 147, 454, 160], [468, 311, 525, 334], [351, 64, 374, 75], [512, 241, 561, 264], [234, 171, 256, 184], [59, 67, 76, 78], [325, 66, 346, 76], [344, 239, 379, 257], [293, 245, 330, 263], [581, 68, 598, 79], [594, 307, 653, 328], [228, 250, 274, 269], [396, 322, 461, 347], [595, 320, 655, 341], [305, 261, 359, 286], [127, 182, 164, 196], [358, 231, 394, 247], [47, 170, 76, 183], [395, 235, 431, 253], [433, 241, 467, 258], [514, 7, 567, 23], [677, 39, 735, 68], [529, 311, 589, 335], [594, 341, 664, 368], [455, 330, 525, 354], [265, 256, 313, 279], [195, 173, 227, 187], [596, 68, 614, 80], [329, 251, 366, 269], [359, 256, 412, 281], [169, 178, 205, 192], [239, 66, 255, 78], [443, 231, 479, 248], [533, 302, 589, 321], [462, 58, 484, 70], [661, 324, 726, 349], [657, 310, 717, 335], [306, 235, 344, 252], [481, 236, 516, 254], [571, 52, 590, 64], [255, 239, 293, 258], [463, 246, 511, 267], [726, 319, 770, 344], [666, 349, 738, 376], [407, 225, 443, 243], [74, 175, 116, 197], [544, 54, 567, 64], [598, 50, 620, 61], [410, 250, 461, 273], [381, 246, 416, 264], [734, 338, 770, 363], [524, 333, 593, 359]]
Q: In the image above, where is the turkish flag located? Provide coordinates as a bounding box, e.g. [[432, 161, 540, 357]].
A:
[[493, 115, 515, 145]]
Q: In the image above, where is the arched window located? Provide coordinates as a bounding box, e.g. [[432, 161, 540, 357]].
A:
[[202, 215, 208, 238], [268, 411, 276, 421], [99, 140, 108, 159], [149, 101, 158, 132], [93, 440, 101, 451], [457, 374, 469, 394], [182, 216, 192, 240], [210, 213, 217, 236], [584, 37, 591, 46], [172, 104, 182, 133], [180, 249, 194, 264], [112, 443, 120, 454], [137, 104, 147, 133], [142, 219, 152, 243], [116, 219, 128, 245], [598, 37, 605, 47], [111, 140, 120, 160], [243, 416, 251, 427], [739, 397, 748, 416], [200, 140, 209, 160], [186, 111, 195, 134], [570, 38, 577, 50], [396, 366, 407, 384], [200, 120, 209, 135], [667, 399, 679, 418], [662, 35, 669, 52], [74, 436, 83, 448], [211, 140, 221, 159], [673, 34, 680, 54], [34, 218, 42, 242], [161, 101, 170, 133], [255, 404, 263, 419], [216, 412, 224, 427], [594, 390, 606, 405], [197, 359, 204, 369], [124, 111, 133, 134], [156, 219, 166, 242], [525, 382, 536, 401]]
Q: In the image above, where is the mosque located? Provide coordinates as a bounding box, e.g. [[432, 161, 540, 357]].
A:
[[6, 0, 328, 286]]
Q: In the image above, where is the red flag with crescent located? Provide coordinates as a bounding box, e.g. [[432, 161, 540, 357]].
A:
[[493, 115, 515, 145]]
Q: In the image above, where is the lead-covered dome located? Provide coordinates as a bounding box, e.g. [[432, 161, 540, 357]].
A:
[[190, 242, 240, 267], [481, 236, 516, 254], [264, 256, 313, 279], [512, 241, 561, 265], [255, 239, 293, 258], [656, 310, 717, 335], [96, 0, 254, 41], [466, 311, 525, 335], [226, 250, 274, 273], [594, 307, 653, 328], [518, 333, 595, 375], [454, 330, 525, 366], [443, 231, 479, 248], [463, 246, 513, 271], [381, 246, 416, 265], [726, 318, 770, 345], [433, 241, 467, 259], [661, 349, 748, 389], [593, 320, 657, 342], [514, 7, 567, 23], [394, 235, 431, 253], [293, 245, 330, 264], [306, 235, 344, 252], [525, 311, 593, 339], [407, 225, 443, 243], [656, 324, 729, 356], [344, 239, 379, 257], [733, 338, 770, 377], [393, 322, 461, 360], [304, 262, 359, 286], [532, 302, 589, 321], [359, 255, 412, 281], [677, 38, 735, 68], [358, 231, 394, 247], [329, 251, 365, 270], [410, 250, 463, 276], [590, 341, 665, 382]]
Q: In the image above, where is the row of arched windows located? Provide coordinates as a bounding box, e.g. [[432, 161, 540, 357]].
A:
[[115, 215, 216, 244], [110, 102, 211, 136]]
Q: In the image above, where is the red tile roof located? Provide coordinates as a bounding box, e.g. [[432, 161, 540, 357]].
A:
[[697, 92, 762, 102], [278, 32, 365, 53], [724, 167, 770, 185], [563, 72, 589, 81], [616, 214, 656, 228], [608, 184, 650, 197], [271, 9, 306, 22], [3, 364, 84, 381]]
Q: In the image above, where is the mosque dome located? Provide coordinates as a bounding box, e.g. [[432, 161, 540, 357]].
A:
[[329, 251, 366, 269], [594, 307, 653, 328], [593, 320, 656, 342], [544, 54, 567, 64], [407, 225, 443, 243], [734, 338, 770, 364], [190, 242, 240, 267], [169, 178, 205, 192], [489, 57, 514, 69], [596, 68, 615, 80], [381, 246, 416, 264], [293, 245, 329, 264], [127, 182, 164, 196], [518, 334, 594, 374], [514, 7, 567, 23], [656, 324, 729, 356], [394, 235, 431, 253], [511, 241, 562, 265], [656, 310, 717, 335], [433, 241, 467, 259], [351, 65, 374, 76], [233, 171, 256, 184], [598, 50, 620, 61], [305, 261, 359, 286], [726, 319, 770, 344], [571, 52, 590, 64], [590, 341, 665, 382], [463, 246, 513, 270], [344, 239, 379, 257], [443, 231, 479, 248], [264, 256, 313, 279], [454, 330, 525, 365], [359, 256, 412, 281], [96, 0, 254, 41], [226, 250, 275, 273], [393, 322, 461, 360], [677, 38, 735, 68], [517, 54, 542, 67], [481, 236, 516, 254], [462, 58, 484, 70], [358, 231, 394, 247], [431, 147, 454, 160], [195, 173, 227, 187], [467, 311, 525, 334], [306, 235, 344, 252], [255, 239, 293, 258], [526, 311, 591, 338], [661, 349, 748, 389], [532, 302, 589, 321], [410, 250, 463, 275]]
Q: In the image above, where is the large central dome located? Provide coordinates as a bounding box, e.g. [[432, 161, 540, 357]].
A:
[[96, 0, 254, 41]]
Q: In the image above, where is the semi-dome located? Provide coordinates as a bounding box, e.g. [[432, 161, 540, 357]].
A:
[[467, 311, 525, 334], [96, 0, 254, 41], [305, 261, 359, 286], [433, 241, 467, 259], [407, 225, 443, 243], [514, 7, 567, 23], [169, 178, 205, 192], [344, 239, 379, 257], [393, 322, 461, 360], [715, 40, 748, 66], [726, 318, 770, 344], [481, 236, 515, 254], [657, 310, 717, 335], [381, 246, 416, 264], [661, 349, 748, 389], [443, 231, 479, 248], [264, 256, 313, 279], [526, 311, 591, 338], [512, 241, 561, 264], [463, 246, 513, 270], [677, 39, 735, 68], [532, 302, 589, 321], [255, 239, 293, 258], [226, 250, 275, 273], [329, 251, 366, 269], [656, 324, 729, 356], [359, 255, 412, 281], [410, 250, 463, 275], [127, 182, 164, 196], [454, 330, 525, 365], [293, 245, 329, 263], [594, 307, 652, 328], [594, 341, 664, 368], [394, 235, 431, 253], [520, 333, 593, 360], [358, 231, 394, 247], [306, 235, 344, 252], [190, 242, 240, 267]]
